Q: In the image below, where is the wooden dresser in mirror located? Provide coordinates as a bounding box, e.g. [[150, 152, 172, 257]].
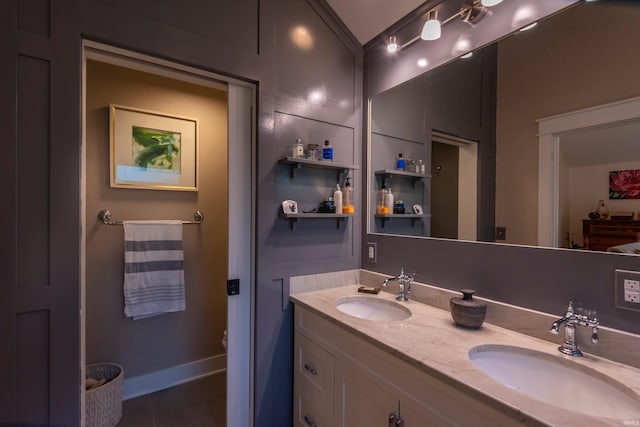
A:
[[582, 219, 640, 252]]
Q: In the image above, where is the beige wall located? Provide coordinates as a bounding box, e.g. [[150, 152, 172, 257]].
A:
[[496, 3, 640, 245], [85, 60, 228, 377]]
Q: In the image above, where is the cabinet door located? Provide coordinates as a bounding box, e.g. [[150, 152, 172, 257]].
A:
[[294, 332, 335, 427], [337, 363, 399, 427], [337, 359, 453, 427]]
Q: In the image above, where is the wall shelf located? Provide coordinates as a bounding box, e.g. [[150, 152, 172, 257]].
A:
[[375, 169, 429, 188], [375, 213, 427, 228], [280, 157, 359, 181], [282, 212, 354, 230]]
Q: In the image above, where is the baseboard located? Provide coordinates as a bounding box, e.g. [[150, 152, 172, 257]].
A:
[[123, 353, 226, 400]]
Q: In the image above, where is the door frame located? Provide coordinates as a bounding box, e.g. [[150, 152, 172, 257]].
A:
[[81, 40, 256, 427], [537, 95, 640, 247]]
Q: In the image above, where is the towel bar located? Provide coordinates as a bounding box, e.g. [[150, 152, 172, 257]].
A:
[[98, 209, 204, 225]]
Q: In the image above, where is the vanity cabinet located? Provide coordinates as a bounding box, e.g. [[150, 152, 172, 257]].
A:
[[293, 304, 519, 427]]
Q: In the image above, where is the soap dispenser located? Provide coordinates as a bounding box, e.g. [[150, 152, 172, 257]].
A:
[[343, 177, 354, 214], [377, 185, 389, 215]]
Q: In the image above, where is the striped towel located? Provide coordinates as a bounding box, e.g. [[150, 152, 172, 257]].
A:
[[123, 220, 186, 319]]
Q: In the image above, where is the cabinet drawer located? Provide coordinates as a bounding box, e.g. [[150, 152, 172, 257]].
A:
[[296, 332, 334, 394], [295, 395, 330, 427], [294, 331, 335, 425]]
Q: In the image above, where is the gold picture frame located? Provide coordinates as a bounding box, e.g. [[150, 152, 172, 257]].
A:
[[110, 104, 198, 191]]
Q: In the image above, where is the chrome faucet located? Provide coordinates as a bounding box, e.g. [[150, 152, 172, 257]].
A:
[[382, 268, 413, 302], [550, 300, 599, 357]]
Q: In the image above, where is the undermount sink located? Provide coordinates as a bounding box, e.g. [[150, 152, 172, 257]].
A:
[[335, 296, 411, 321], [469, 344, 640, 419]]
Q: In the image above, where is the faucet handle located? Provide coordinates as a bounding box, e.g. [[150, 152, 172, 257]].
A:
[[591, 325, 599, 344], [566, 300, 575, 315]]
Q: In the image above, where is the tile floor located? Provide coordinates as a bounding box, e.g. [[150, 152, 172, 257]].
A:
[[118, 372, 226, 427]]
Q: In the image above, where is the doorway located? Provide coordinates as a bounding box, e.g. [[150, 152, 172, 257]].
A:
[[537, 95, 640, 248], [431, 130, 478, 241], [82, 42, 255, 427]]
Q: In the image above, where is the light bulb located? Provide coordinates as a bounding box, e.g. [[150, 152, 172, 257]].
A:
[[421, 18, 441, 41], [461, 52, 473, 59], [387, 36, 398, 53], [482, 0, 503, 6], [417, 58, 428, 68]]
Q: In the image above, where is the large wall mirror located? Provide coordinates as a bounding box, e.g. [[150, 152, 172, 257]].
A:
[[367, 0, 640, 254]]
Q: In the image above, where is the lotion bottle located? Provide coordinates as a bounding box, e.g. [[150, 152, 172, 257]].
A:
[[334, 184, 343, 214]]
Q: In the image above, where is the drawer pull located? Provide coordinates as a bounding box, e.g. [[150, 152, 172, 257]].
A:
[[304, 363, 318, 375], [304, 415, 318, 426]]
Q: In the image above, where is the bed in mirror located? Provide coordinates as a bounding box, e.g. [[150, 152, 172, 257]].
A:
[[367, 0, 640, 253]]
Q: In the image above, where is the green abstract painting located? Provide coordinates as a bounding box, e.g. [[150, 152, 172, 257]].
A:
[[132, 126, 181, 172]]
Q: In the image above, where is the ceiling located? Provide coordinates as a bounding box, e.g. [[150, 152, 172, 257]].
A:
[[325, 0, 426, 44]]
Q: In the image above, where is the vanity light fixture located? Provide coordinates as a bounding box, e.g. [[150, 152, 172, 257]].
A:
[[421, 10, 441, 41], [386, 0, 505, 53], [386, 36, 398, 53], [460, 52, 473, 59]]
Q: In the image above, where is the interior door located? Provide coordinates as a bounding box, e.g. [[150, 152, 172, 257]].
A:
[[0, 1, 81, 425]]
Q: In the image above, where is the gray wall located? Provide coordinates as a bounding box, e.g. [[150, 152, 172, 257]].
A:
[[368, 46, 497, 240], [363, 2, 640, 336], [1, 0, 362, 424]]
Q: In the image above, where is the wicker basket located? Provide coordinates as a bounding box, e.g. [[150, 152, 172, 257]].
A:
[[86, 363, 123, 427]]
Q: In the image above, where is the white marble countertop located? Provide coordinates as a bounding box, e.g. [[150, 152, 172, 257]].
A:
[[291, 284, 640, 426]]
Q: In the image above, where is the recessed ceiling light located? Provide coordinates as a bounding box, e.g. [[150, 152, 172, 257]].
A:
[[417, 58, 429, 68]]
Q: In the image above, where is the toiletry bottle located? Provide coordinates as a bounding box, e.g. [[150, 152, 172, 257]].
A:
[[377, 185, 389, 215], [334, 184, 343, 214], [343, 177, 354, 214], [292, 138, 304, 158], [397, 153, 405, 170], [418, 159, 425, 175], [385, 187, 394, 214], [322, 140, 333, 161]]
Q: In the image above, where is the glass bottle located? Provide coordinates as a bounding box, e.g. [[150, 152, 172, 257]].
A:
[[292, 138, 304, 158], [596, 200, 609, 219], [396, 153, 405, 170], [322, 140, 333, 161]]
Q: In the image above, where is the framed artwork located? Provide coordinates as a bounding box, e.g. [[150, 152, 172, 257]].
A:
[[609, 169, 640, 199], [110, 104, 198, 191]]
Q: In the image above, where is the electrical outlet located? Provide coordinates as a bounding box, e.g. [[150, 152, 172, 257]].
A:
[[624, 279, 640, 291], [367, 242, 377, 263], [625, 291, 640, 303], [615, 269, 640, 312]]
